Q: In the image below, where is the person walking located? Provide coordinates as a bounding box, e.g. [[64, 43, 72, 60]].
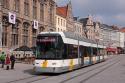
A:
[[10, 54, 15, 69], [5, 54, 10, 70], [0, 52, 6, 68]]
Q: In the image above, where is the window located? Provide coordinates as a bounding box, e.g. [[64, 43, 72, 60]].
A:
[[23, 23, 29, 45], [61, 19, 62, 26], [14, 0, 20, 12], [39, 26, 44, 33], [63, 20, 65, 27], [33, 0, 37, 19], [11, 22, 19, 46], [40, 3, 44, 21], [3, 0, 10, 9], [68, 44, 78, 58], [2, 0, 9, 9], [49, 4, 53, 23], [58, 18, 60, 25], [24, 0, 29, 16], [2, 17, 8, 46], [0, 0, 2, 6], [32, 29, 37, 47]]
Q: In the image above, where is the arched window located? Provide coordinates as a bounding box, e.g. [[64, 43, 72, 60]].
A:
[[39, 26, 45, 33], [49, 29, 54, 32], [23, 22, 29, 45], [2, 16, 8, 46]]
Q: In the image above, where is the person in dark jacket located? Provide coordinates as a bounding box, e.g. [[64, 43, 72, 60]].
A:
[[10, 54, 15, 69]]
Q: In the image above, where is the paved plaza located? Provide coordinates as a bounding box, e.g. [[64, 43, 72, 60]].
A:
[[0, 55, 125, 83], [0, 63, 35, 83]]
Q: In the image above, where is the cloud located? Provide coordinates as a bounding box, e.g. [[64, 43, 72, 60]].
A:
[[56, 0, 125, 27], [114, 14, 125, 22]]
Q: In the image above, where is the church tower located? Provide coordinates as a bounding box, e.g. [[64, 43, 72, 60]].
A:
[[66, 1, 74, 32]]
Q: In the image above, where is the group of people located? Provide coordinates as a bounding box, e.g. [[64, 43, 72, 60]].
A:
[[0, 52, 15, 70]]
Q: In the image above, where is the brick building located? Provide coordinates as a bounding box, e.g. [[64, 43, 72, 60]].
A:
[[0, 0, 56, 52]]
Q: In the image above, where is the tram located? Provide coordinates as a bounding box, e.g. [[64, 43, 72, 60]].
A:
[[34, 32, 106, 73]]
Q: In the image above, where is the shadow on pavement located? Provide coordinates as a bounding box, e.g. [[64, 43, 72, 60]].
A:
[[23, 69, 37, 75], [23, 69, 62, 76]]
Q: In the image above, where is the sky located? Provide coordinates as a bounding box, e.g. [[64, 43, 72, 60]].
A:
[[56, 0, 125, 28]]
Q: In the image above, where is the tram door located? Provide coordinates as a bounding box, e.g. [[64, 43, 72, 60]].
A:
[[80, 46, 84, 66], [84, 47, 91, 65]]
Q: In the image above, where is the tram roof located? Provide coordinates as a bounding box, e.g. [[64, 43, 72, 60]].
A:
[[39, 32, 106, 48], [39, 32, 92, 42]]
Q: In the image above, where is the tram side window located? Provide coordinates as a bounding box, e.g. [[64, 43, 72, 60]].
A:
[[93, 48, 97, 56], [63, 44, 68, 59], [79, 46, 84, 58], [84, 47, 88, 57], [67, 44, 78, 59]]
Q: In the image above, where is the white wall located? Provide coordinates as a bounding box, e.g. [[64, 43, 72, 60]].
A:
[[119, 32, 124, 47], [74, 21, 83, 37], [56, 15, 66, 32]]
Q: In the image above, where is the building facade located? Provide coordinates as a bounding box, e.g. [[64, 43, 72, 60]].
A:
[[55, 14, 66, 32], [0, 0, 56, 52], [79, 15, 96, 40], [56, 6, 67, 32], [119, 32, 124, 48], [56, 1, 74, 32], [100, 24, 120, 54], [74, 20, 83, 37], [94, 22, 101, 41]]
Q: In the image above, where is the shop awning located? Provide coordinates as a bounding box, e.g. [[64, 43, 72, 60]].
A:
[[106, 47, 117, 52]]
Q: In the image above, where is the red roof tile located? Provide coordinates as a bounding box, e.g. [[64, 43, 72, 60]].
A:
[[120, 28, 125, 32], [56, 6, 68, 18]]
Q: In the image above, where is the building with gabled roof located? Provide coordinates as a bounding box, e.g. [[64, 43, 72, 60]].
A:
[[56, 1, 74, 32]]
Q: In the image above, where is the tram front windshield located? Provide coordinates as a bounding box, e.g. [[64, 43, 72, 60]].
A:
[[36, 35, 63, 59]]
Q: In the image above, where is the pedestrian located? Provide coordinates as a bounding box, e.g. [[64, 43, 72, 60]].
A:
[[10, 54, 15, 69], [5, 54, 10, 70], [0, 52, 6, 68]]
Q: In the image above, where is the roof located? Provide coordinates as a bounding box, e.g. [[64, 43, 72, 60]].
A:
[[14, 46, 32, 51], [100, 24, 112, 30], [119, 27, 125, 32], [38, 32, 105, 48], [111, 25, 119, 30], [56, 6, 67, 18], [79, 18, 88, 27]]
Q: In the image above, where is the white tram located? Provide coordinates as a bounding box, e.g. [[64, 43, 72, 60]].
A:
[[34, 32, 106, 73]]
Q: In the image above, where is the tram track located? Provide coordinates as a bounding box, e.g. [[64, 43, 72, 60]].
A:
[[59, 56, 120, 83], [79, 59, 120, 83], [5, 69, 58, 83], [5, 55, 120, 83], [6, 74, 53, 83], [6, 75, 37, 83]]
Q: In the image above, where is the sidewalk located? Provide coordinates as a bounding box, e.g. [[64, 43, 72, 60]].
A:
[[0, 63, 35, 83]]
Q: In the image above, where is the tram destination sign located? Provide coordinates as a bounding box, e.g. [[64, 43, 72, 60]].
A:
[[37, 37, 56, 42]]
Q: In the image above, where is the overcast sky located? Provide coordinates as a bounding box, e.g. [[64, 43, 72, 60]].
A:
[[56, 0, 125, 28]]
